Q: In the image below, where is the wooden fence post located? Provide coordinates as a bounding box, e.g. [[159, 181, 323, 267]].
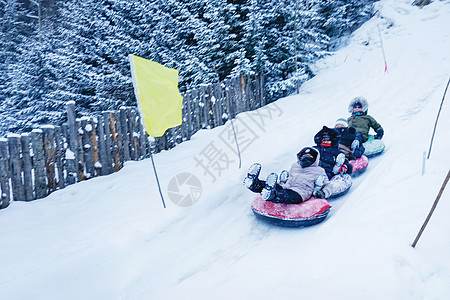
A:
[[54, 126, 66, 189], [62, 124, 76, 185], [102, 112, 114, 174], [31, 129, 47, 199], [190, 90, 201, 132], [76, 119, 85, 181], [81, 118, 95, 178], [119, 107, 131, 162], [89, 117, 100, 176], [0, 139, 10, 208], [8, 134, 25, 201], [66, 101, 79, 183], [97, 115, 108, 176], [42, 126, 57, 193], [109, 112, 120, 172], [113, 111, 124, 170], [199, 85, 208, 129], [20, 133, 34, 200], [137, 115, 148, 159], [182, 92, 193, 140], [127, 108, 138, 160]]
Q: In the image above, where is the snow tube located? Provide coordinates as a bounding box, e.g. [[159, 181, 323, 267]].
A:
[[363, 135, 385, 157], [328, 173, 352, 199], [251, 195, 331, 227], [349, 155, 369, 176]]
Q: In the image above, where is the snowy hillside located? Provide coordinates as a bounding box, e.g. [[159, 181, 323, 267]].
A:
[[1, 0, 449, 299]]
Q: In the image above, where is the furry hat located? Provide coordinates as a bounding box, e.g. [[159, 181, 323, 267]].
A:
[[348, 97, 369, 113], [335, 118, 348, 127]]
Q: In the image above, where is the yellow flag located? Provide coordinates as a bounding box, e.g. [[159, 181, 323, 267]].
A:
[[129, 54, 183, 137]]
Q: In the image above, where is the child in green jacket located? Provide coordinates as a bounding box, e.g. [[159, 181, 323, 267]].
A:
[[347, 97, 384, 143]]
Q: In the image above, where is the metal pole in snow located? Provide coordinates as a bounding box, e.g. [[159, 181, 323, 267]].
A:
[[229, 118, 242, 169], [427, 77, 450, 159], [150, 148, 166, 208], [412, 170, 450, 248], [377, 24, 388, 73]]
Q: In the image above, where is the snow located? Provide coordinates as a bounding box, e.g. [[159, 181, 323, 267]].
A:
[[65, 149, 75, 160], [1, 1, 450, 299], [40, 125, 55, 129]]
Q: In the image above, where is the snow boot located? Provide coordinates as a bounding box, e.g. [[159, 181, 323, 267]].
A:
[[332, 153, 346, 174], [261, 172, 278, 201], [279, 170, 289, 185], [243, 163, 262, 190]]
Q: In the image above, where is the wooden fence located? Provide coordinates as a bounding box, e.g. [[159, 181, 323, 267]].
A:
[[0, 74, 266, 209]]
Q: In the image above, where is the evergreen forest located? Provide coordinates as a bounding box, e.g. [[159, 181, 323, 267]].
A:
[[0, 0, 375, 135]]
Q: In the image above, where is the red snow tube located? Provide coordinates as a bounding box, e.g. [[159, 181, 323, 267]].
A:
[[251, 195, 331, 227], [349, 155, 369, 176]]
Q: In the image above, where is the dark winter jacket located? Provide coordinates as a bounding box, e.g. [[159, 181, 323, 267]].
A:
[[313, 126, 353, 179], [334, 126, 365, 160], [347, 97, 383, 142], [281, 147, 333, 200]]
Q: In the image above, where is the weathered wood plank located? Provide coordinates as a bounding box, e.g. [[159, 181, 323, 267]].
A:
[[66, 101, 79, 183], [30, 129, 47, 199], [81, 118, 95, 179], [97, 115, 108, 176], [102, 112, 114, 174], [54, 126, 66, 189], [89, 117, 100, 176], [76, 119, 85, 181], [8, 134, 25, 201], [127, 108, 137, 160], [112, 112, 122, 171], [191, 90, 201, 132], [63, 124, 76, 186], [182, 92, 193, 140], [137, 115, 148, 159], [119, 107, 131, 161], [0, 139, 11, 208], [42, 126, 57, 193], [20, 134, 33, 200]]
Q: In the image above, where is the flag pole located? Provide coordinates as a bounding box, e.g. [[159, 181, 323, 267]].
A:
[[229, 118, 242, 169], [149, 141, 166, 208], [129, 54, 183, 209], [377, 24, 388, 73]]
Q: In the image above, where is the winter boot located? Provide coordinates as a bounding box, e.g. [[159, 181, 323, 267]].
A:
[[261, 173, 278, 201], [332, 153, 346, 174], [279, 170, 289, 185], [243, 163, 262, 190], [351, 139, 360, 151]]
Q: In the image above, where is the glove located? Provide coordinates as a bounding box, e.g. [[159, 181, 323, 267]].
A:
[[338, 164, 348, 174], [351, 139, 359, 151], [374, 128, 384, 139], [313, 190, 325, 199]]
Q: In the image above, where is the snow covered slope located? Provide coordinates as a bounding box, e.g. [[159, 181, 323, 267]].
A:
[[0, 0, 449, 299]]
